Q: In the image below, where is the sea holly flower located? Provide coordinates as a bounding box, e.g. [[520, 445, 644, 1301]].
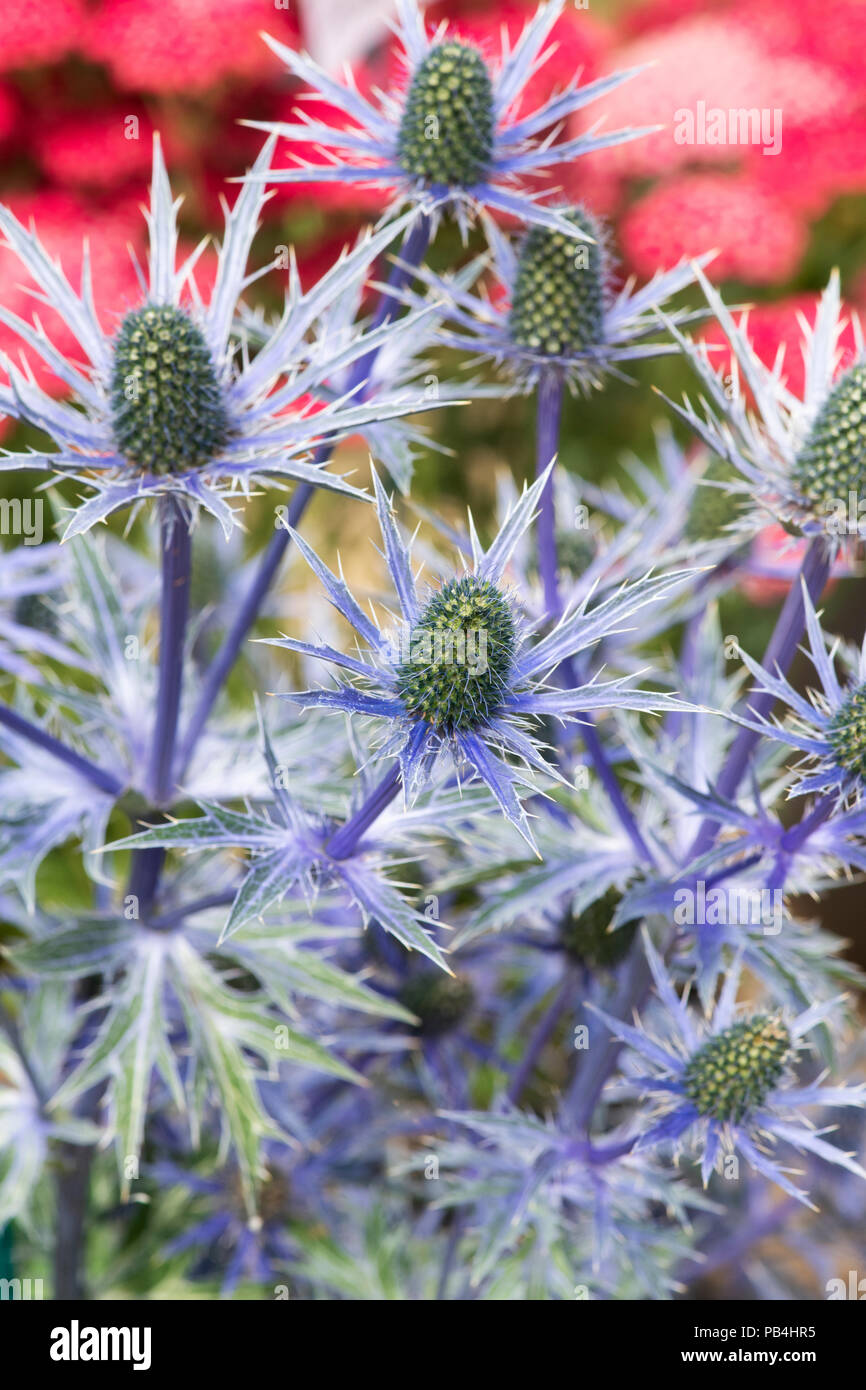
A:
[[728, 584, 866, 803], [246, 0, 652, 238], [416, 210, 709, 392], [266, 465, 696, 848], [659, 266, 866, 546], [0, 137, 442, 539], [407, 1106, 716, 1297], [591, 933, 866, 1206]]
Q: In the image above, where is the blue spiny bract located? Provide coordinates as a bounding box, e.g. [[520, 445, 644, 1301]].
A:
[[827, 684, 866, 778], [396, 42, 495, 188], [110, 305, 229, 475], [395, 575, 515, 734], [791, 363, 866, 515], [682, 1015, 791, 1125], [508, 208, 606, 359]]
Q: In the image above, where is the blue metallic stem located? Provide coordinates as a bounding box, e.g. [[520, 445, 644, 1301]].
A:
[[0, 704, 123, 797], [326, 765, 402, 861], [149, 495, 191, 805], [534, 371, 656, 867]]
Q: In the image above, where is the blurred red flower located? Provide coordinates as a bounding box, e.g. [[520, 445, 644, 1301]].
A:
[[33, 109, 157, 190], [0, 0, 84, 74], [84, 0, 296, 95], [0, 85, 18, 145], [621, 173, 806, 286], [574, 14, 850, 189]]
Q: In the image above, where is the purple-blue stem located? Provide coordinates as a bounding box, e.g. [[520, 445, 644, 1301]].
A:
[[126, 497, 191, 920], [350, 214, 432, 388], [534, 369, 657, 867], [326, 764, 402, 861], [0, 704, 123, 797], [176, 478, 314, 778], [149, 496, 191, 805], [688, 536, 831, 862], [507, 967, 576, 1103], [536, 367, 565, 619]]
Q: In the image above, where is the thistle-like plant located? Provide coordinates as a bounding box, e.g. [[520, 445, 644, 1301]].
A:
[[0, 138, 442, 539], [247, 0, 652, 240], [416, 211, 709, 394], [265, 465, 695, 848], [1, 9, 865, 1310], [592, 934, 866, 1206]]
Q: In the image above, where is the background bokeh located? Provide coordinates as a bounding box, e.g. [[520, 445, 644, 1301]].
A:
[[2, 0, 866, 957]]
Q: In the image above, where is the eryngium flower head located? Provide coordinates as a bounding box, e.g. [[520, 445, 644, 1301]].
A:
[[508, 209, 607, 358], [396, 41, 494, 187], [0, 137, 441, 539], [109, 305, 229, 474], [827, 684, 866, 777], [395, 576, 515, 733], [592, 931, 866, 1205], [560, 887, 638, 969], [245, 0, 652, 239], [412, 210, 707, 392], [399, 969, 475, 1035], [732, 583, 866, 801], [264, 465, 694, 847], [660, 267, 866, 547], [681, 1014, 791, 1125], [791, 363, 866, 516]]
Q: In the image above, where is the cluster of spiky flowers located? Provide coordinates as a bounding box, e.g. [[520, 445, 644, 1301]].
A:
[[725, 584, 866, 803], [1, 0, 866, 1310]]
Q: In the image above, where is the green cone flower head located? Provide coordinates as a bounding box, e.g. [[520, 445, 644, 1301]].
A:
[[399, 970, 475, 1036], [827, 683, 866, 778], [395, 575, 516, 734], [559, 887, 638, 969], [396, 41, 495, 188], [508, 207, 608, 359], [682, 1014, 791, 1125], [792, 363, 866, 517], [13, 592, 58, 635], [110, 305, 230, 475], [684, 459, 746, 543]]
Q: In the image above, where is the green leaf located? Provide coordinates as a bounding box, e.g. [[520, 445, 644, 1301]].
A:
[[12, 919, 133, 978]]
